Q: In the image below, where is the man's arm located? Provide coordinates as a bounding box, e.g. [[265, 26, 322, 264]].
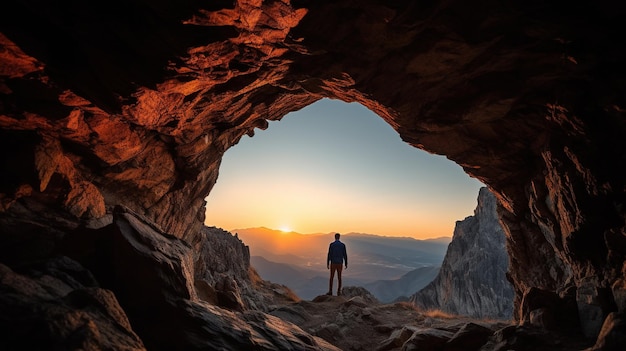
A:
[[327, 244, 331, 269], [343, 244, 348, 268]]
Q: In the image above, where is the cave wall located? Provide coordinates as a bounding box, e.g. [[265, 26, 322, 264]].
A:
[[1, 0, 625, 343]]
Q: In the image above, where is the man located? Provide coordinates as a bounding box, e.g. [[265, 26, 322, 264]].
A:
[[326, 232, 348, 296]]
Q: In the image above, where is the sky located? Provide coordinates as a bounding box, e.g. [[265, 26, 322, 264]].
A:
[[204, 98, 484, 239]]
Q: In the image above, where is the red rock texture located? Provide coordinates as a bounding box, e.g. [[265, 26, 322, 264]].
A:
[[1, 0, 626, 347]]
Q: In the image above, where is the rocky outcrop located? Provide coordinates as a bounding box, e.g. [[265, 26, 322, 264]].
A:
[[0, 257, 145, 351], [1, 0, 626, 348], [277, 291, 591, 351], [0, 205, 333, 350], [411, 187, 514, 319]]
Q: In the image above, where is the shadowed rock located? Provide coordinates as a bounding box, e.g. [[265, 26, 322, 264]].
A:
[[0, 258, 145, 351], [1, 0, 626, 348]]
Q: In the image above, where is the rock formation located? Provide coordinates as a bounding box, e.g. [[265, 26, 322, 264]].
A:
[[6, 205, 335, 351], [1, 0, 626, 349], [410, 187, 514, 319], [275, 289, 591, 351]]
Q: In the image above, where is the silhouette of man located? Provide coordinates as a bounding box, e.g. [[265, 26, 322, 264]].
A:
[[326, 232, 348, 296]]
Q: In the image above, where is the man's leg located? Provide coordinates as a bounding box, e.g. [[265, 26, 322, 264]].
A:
[[328, 266, 336, 295], [336, 265, 343, 295]]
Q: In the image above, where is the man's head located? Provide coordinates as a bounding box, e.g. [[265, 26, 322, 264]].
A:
[[335, 233, 340, 240]]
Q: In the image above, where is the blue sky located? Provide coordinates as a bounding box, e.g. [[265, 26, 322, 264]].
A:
[[204, 98, 484, 239]]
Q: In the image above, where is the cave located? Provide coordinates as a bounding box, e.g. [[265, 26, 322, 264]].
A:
[[1, 0, 625, 350]]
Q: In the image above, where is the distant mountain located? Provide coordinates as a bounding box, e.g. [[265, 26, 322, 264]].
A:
[[250, 255, 319, 282], [363, 266, 441, 303], [410, 187, 514, 319], [239, 229, 449, 301], [345, 233, 449, 270]]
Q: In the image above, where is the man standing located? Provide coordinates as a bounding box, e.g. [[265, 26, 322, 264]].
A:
[[327, 232, 348, 296]]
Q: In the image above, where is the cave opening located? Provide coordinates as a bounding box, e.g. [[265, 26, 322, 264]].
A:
[[204, 98, 484, 239]]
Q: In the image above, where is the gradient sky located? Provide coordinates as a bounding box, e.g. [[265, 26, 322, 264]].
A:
[[204, 98, 484, 239]]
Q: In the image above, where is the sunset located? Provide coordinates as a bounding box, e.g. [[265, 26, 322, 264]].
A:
[[204, 99, 485, 239]]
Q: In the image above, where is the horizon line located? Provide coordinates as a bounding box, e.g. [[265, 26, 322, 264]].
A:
[[222, 226, 452, 241]]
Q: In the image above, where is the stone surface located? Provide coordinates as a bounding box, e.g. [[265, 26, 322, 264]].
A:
[[479, 325, 593, 351], [0, 258, 146, 351], [402, 328, 454, 351], [585, 312, 626, 351], [410, 187, 514, 319], [282, 293, 590, 351], [519, 286, 580, 332], [446, 322, 494, 351], [63, 206, 336, 351], [1, 0, 626, 348]]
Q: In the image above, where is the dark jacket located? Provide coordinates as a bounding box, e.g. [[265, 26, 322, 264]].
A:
[[327, 240, 348, 265]]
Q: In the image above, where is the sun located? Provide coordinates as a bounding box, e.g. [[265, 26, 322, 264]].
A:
[[278, 226, 292, 233]]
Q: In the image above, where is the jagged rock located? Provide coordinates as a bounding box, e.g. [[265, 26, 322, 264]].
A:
[[70, 206, 338, 351], [180, 300, 341, 351], [1, 0, 626, 347], [344, 296, 368, 308], [215, 276, 246, 312], [612, 270, 626, 313], [185, 225, 299, 312], [0, 259, 145, 351], [410, 188, 514, 319], [577, 278, 617, 339], [263, 294, 591, 351], [341, 286, 380, 304], [193, 279, 218, 305], [402, 328, 454, 351], [377, 326, 421, 351], [445, 322, 494, 351], [585, 312, 626, 351], [315, 323, 344, 342], [270, 304, 313, 325], [479, 325, 594, 351], [520, 287, 579, 332]]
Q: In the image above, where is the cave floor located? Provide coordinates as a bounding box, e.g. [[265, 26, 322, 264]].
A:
[[270, 295, 595, 351]]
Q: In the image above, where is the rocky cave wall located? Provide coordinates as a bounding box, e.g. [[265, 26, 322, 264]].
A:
[[1, 0, 626, 345]]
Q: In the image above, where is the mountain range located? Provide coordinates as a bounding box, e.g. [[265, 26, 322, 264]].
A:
[[233, 228, 449, 301]]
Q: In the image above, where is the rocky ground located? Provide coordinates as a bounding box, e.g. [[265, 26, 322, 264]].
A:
[[267, 287, 595, 351]]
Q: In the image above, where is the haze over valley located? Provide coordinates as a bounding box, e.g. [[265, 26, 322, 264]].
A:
[[231, 227, 449, 301]]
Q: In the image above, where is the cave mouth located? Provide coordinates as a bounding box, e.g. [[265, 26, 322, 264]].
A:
[[204, 98, 484, 238], [1, 0, 625, 348]]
